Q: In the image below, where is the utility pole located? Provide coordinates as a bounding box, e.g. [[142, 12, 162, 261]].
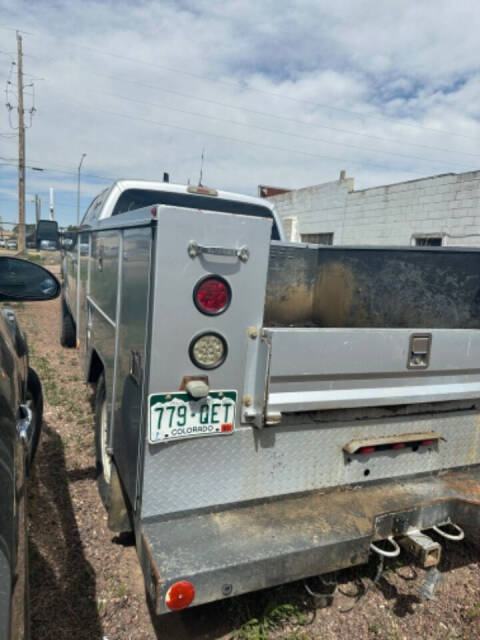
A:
[[34, 194, 41, 224], [17, 31, 25, 252], [49, 187, 55, 221]]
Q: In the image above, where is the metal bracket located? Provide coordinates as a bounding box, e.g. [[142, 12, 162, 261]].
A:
[[370, 536, 401, 558], [188, 241, 249, 262], [432, 522, 465, 541]]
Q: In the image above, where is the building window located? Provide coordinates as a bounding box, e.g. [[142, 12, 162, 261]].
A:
[[413, 235, 443, 247], [301, 232, 334, 245]]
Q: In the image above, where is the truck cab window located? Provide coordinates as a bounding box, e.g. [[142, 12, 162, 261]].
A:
[[112, 188, 280, 240]]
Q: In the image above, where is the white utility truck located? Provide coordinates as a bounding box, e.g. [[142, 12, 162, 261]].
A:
[[61, 178, 480, 614]]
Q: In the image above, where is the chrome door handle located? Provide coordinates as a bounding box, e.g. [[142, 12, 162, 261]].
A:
[[187, 240, 249, 262]]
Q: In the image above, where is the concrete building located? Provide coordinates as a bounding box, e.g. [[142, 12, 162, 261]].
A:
[[264, 169, 480, 247]]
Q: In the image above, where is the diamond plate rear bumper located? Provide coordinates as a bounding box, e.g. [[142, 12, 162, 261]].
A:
[[139, 466, 480, 615]]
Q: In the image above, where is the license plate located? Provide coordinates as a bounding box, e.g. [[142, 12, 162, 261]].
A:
[[148, 390, 237, 444]]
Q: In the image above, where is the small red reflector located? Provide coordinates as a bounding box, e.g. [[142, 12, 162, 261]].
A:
[[358, 446, 375, 454], [194, 277, 230, 314], [392, 443, 406, 449], [221, 422, 233, 433], [150, 207, 157, 217], [165, 580, 195, 611], [421, 439, 435, 447]]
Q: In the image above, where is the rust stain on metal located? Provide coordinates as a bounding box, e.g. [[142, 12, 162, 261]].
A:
[[442, 469, 480, 498], [141, 531, 163, 614], [264, 246, 314, 325], [313, 262, 355, 326], [265, 245, 480, 328], [265, 282, 313, 325], [467, 413, 480, 464]]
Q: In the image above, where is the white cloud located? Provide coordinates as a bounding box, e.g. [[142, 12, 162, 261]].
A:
[[1, 0, 480, 226]]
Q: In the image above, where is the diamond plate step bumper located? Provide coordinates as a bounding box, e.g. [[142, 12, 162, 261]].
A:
[[139, 466, 480, 614]]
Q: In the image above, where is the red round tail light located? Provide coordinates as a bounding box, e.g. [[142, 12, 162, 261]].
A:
[[194, 276, 231, 315], [165, 580, 195, 610]]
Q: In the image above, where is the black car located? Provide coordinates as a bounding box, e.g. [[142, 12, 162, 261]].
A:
[[0, 256, 60, 639]]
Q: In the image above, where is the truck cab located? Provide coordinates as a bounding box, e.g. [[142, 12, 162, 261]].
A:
[[80, 179, 284, 240]]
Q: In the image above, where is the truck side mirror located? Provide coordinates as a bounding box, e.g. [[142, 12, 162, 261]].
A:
[[0, 257, 61, 301], [36, 220, 59, 249]]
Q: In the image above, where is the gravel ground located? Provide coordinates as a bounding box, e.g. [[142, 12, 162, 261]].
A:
[[13, 275, 480, 640]]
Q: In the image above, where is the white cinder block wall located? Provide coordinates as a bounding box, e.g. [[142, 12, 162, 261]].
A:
[[268, 170, 480, 247]]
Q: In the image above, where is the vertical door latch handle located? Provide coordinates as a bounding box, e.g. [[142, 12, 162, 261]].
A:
[[407, 334, 432, 369]]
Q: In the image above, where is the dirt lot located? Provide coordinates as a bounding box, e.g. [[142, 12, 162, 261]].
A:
[[12, 262, 480, 640]]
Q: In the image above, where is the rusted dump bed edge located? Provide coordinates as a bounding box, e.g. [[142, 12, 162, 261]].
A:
[[140, 466, 480, 613]]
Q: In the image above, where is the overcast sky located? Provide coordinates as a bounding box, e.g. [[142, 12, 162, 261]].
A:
[[1, 0, 480, 228]]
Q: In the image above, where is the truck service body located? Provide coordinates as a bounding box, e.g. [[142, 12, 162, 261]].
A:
[[61, 179, 480, 614]]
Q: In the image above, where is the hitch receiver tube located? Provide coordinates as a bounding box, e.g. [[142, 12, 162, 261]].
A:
[[399, 530, 441, 568]]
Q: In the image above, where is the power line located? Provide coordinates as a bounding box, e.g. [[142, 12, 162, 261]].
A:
[[16, 26, 480, 141], [90, 71, 480, 160], [0, 26, 34, 35], [68, 45, 480, 139], [99, 90, 476, 170], [0, 159, 112, 181], [62, 99, 447, 175], [0, 195, 80, 209]]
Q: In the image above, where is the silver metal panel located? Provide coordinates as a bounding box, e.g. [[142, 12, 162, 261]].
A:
[[265, 328, 480, 412], [86, 296, 115, 328], [89, 306, 116, 408], [142, 207, 272, 517], [112, 227, 152, 503], [89, 230, 120, 321], [141, 406, 480, 518], [78, 234, 91, 359], [87, 229, 120, 418], [64, 240, 77, 320]]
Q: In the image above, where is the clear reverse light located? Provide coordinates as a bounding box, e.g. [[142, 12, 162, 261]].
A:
[[190, 333, 227, 369]]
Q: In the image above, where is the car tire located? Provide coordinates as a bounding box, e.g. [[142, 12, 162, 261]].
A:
[[25, 367, 43, 473], [60, 298, 76, 348], [95, 374, 112, 509]]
